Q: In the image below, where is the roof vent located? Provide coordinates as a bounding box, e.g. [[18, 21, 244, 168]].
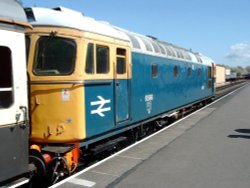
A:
[[53, 6, 84, 16], [146, 35, 158, 40], [24, 8, 36, 22]]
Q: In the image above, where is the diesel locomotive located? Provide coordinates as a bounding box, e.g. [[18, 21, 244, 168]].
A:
[[0, 0, 31, 187], [24, 6, 216, 183]]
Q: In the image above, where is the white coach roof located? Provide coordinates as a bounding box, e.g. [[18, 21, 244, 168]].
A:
[[0, 0, 27, 23]]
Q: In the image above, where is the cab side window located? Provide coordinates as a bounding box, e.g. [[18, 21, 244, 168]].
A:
[[85, 43, 94, 74], [96, 45, 109, 74], [116, 48, 126, 74], [85, 43, 110, 74]]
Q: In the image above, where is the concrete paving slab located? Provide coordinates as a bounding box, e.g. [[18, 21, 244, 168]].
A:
[[89, 155, 142, 177]]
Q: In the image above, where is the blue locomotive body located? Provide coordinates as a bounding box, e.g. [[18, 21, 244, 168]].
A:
[[130, 52, 214, 122], [84, 51, 215, 139]]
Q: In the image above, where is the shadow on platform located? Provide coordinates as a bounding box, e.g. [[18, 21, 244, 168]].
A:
[[228, 129, 250, 139]]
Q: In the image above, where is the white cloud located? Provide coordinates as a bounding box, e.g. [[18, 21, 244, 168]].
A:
[[225, 42, 250, 67]]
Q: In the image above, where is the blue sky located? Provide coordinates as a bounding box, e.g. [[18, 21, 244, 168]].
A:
[[22, 0, 250, 67]]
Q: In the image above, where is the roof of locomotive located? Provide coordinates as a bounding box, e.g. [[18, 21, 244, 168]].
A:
[[25, 7, 214, 66], [25, 7, 130, 42], [0, 0, 27, 24]]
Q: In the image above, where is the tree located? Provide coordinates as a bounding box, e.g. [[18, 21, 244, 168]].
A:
[[246, 66, 250, 73], [231, 66, 245, 76]]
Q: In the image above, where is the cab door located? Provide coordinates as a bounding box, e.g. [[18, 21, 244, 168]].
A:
[[115, 48, 131, 124]]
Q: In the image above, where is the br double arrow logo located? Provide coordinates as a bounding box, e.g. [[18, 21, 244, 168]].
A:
[[90, 96, 111, 117]]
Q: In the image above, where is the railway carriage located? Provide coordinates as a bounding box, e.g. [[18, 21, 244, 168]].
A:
[[25, 7, 216, 182], [0, 0, 30, 186]]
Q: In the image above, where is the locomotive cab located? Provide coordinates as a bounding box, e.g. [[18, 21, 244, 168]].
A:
[[25, 7, 132, 182], [26, 21, 131, 143], [26, 28, 87, 142]]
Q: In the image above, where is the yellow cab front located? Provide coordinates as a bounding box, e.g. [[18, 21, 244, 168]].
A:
[[27, 27, 86, 143]]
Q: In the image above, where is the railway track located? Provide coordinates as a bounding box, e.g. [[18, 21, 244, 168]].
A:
[[215, 80, 248, 98], [33, 80, 249, 188]]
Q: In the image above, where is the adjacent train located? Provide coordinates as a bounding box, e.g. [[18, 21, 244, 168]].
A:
[[24, 6, 216, 184], [0, 0, 30, 187]]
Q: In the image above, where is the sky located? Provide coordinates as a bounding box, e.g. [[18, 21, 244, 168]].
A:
[[21, 0, 250, 68]]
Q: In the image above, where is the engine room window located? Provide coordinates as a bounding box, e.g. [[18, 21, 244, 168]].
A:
[[116, 48, 126, 74], [0, 46, 13, 108], [187, 67, 191, 77], [208, 67, 212, 78], [34, 36, 76, 75], [174, 65, 178, 77], [152, 64, 158, 78], [198, 68, 201, 77], [208, 80, 212, 88], [96, 45, 109, 74], [85, 43, 94, 74]]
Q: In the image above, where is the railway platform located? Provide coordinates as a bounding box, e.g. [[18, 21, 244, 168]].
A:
[[52, 83, 250, 188]]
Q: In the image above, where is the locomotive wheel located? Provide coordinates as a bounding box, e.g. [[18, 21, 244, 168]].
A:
[[47, 156, 71, 184], [29, 155, 46, 185]]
